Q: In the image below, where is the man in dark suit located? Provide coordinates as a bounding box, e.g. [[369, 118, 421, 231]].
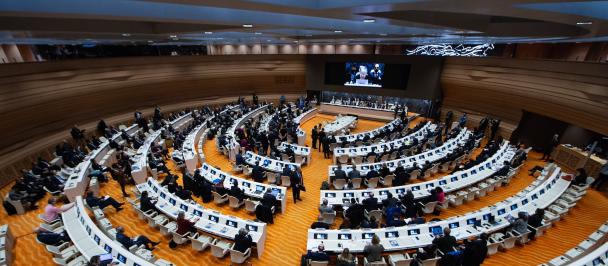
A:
[[261, 188, 277, 209], [306, 244, 330, 262], [291, 169, 303, 203], [492, 161, 511, 178], [345, 198, 365, 227], [233, 228, 253, 253], [252, 162, 265, 183], [362, 192, 379, 211], [333, 164, 347, 183], [462, 233, 488, 266], [311, 126, 319, 149], [433, 227, 458, 254], [318, 128, 326, 152]]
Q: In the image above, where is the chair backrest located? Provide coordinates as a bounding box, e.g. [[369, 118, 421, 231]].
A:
[[295, 155, 305, 164], [281, 175, 291, 186], [265, 173, 276, 183], [245, 199, 257, 209], [338, 154, 349, 164], [321, 212, 336, 224], [424, 201, 438, 213], [228, 196, 240, 206], [353, 156, 363, 164], [281, 153, 290, 162], [366, 155, 376, 163], [383, 175, 394, 186], [309, 260, 329, 266], [367, 177, 379, 188], [212, 191, 225, 202], [333, 179, 347, 189], [369, 210, 383, 221], [352, 178, 362, 189], [421, 257, 440, 266], [229, 248, 251, 263], [410, 169, 420, 179]]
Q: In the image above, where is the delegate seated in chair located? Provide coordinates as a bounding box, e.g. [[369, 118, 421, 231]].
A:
[[175, 211, 199, 235], [139, 191, 158, 213], [229, 182, 246, 203], [233, 228, 253, 253], [462, 233, 488, 266], [115, 226, 159, 251], [35, 227, 70, 246], [85, 191, 124, 212], [306, 244, 330, 262]]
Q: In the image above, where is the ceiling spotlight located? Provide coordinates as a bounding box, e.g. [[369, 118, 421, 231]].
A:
[[293, 40, 299, 43], [576, 21, 593, 25], [267, 39, 271, 42], [169, 35, 177, 38], [243, 24, 253, 28], [334, 30, 343, 33], [121, 33, 131, 37], [147, 40, 154, 43], [363, 19, 376, 23], [379, 33, 387, 36], [204, 32, 213, 34], [254, 32, 262, 35]]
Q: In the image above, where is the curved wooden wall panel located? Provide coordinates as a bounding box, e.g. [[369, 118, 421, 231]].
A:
[[441, 57, 608, 137], [0, 55, 306, 186]]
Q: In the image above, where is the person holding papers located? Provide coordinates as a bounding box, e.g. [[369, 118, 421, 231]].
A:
[[85, 191, 124, 212], [115, 226, 159, 251]]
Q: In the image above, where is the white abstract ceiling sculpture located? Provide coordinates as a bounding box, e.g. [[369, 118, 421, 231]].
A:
[[406, 43, 495, 56]]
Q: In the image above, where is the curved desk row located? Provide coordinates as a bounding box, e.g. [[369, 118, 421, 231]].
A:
[[322, 141, 514, 207], [295, 108, 318, 146], [200, 163, 287, 214], [332, 122, 435, 162], [328, 128, 470, 177], [323, 115, 357, 136], [63, 196, 157, 265], [64, 124, 139, 201], [334, 118, 402, 144], [309, 167, 568, 253], [223, 105, 269, 162], [183, 105, 239, 174], [244, 151, 300, 173], [137, 178, 268, 257]]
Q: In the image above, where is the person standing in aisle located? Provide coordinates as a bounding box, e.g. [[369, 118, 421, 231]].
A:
[[311, 125, 319, 149]]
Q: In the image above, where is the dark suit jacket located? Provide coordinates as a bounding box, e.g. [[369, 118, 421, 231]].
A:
[[233, 234, 253, 253]]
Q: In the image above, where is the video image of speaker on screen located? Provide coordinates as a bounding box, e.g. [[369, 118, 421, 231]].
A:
[[345, 62, 384, 87]]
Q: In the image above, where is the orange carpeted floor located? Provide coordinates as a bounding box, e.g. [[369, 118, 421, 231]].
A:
[[3, 114, 608, 266]]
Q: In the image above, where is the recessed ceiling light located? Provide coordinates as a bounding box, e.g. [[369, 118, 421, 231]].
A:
[[147, 40, 154, 43], [170, 35, 177, 38], [379, 33, 388, 36], [267, 39, 271, 42], [121, 33, 131, 37], [576, 21, 593, 25], [204, 32, 213, 34], [243, 24, 253, 28], [334, 30, 343, 33], [363, 19, 376, 23], [254, 32, 262, 35], [293, 40, 299, 43]]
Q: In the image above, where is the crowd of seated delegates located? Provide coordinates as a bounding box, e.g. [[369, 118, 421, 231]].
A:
[[335, 117, 408, 148], [314, 186, 448, 232], [330, 133, 474, 188], [231, 102, 305, 162]]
